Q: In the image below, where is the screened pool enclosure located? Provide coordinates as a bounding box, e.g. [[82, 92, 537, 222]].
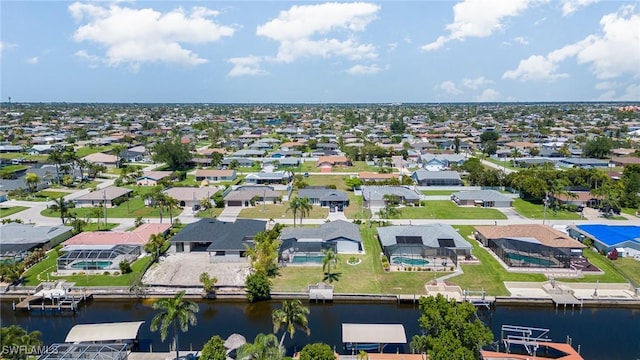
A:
[[57, 245, 140, 273]]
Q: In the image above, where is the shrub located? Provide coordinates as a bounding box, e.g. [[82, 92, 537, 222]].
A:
[[119, 260, 132, 274], [245, 271, 271, 302], [103, 271, 110, 276], [299, 343, 336, 360], [200, 335, 226, 360]]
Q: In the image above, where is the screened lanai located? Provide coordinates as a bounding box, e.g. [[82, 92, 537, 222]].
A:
[[57, 245, 140, 273]]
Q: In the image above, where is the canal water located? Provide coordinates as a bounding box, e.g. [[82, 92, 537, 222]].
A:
[[1, 300, 639, 359]]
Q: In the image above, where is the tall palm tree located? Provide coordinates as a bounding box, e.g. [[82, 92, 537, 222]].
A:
[[50, 196, 73, 224], [297, 197, 313, 226], [272, 299, 311, 347], [145, 233, 168, 263], [287, 197, 301, 227], [76, 159, 90, 182], [150, 187, 167, 223], [24, 172, 40, 194], [322, 248, 341, 284], [236, 333, 284, 360], [47, 147, 64, 184], [165, 195, 179, 224], [150, 290, 200, 360], [112, 143, 128, 168]]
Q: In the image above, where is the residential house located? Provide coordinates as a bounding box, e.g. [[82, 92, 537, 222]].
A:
[[476, 224, 586, 269], [194, 169, 237, 183], [162, 187, 215, 209], [550, 191, 602, 208], [411, 170, 462, 186], [419, 153, 465, 171], [224, 186, 281, 207], [316, 156, 350, 172], [0, 223, 73, 261], [569, 224, 640, 255], [377, 224, 473, 266], [610, 157, 640, 167], [123, 146, 147, 162], [73, 186, 132, 208], [362, 186, 421, 208], [358, 172, 400, 183], [136, 171, 172, 186], [298, 187, 349, 211], [279, 220, 363, 261], [63, 223, 171, 247], [232, 149, 266, 158], [559, 158, 610, 169], [451, 190, 513, 208], [169, 218, 266, 262], [82, 152, 121, 168], [244, 172, 291, 185], [222, 157, 255, 168]]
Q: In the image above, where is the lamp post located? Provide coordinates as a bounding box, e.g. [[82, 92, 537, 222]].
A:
[[262, 188, 266, 213]]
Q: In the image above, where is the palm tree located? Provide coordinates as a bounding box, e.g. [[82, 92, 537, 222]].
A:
[[150, 187, 167, 223], [272, 299, 311, 347], [76, 159, 90, 182], [322, 248, 341, 284], [297, 197, 313, 226], [165, 195, 179, 224], [24, 172, 40, 194], [150, 290, 200, 360], [112, 143, 128, 168], [50, 196, 73, 224], [287, 197, 301, 227], [236, 333, 284, 360], [47, 147, 64, 184], [0, 325, 42, 360], [145, 233, 168, 262], [200, 196, 213, 216]]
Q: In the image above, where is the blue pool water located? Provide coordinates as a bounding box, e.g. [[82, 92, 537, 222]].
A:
[[70, 261, 113, 270], [391, 256, 429, 266], [506, 253, 555, 267], [291, 255, 324, 264]]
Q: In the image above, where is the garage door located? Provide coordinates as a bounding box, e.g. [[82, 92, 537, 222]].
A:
[[227, 201, 242, 207]]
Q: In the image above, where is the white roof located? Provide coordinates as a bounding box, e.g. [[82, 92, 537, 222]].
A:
[[65, 321, 144, 343], [342, 323, 407, 344]]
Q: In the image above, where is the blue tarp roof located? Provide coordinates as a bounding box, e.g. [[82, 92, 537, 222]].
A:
[[576, 225, 640, 247]]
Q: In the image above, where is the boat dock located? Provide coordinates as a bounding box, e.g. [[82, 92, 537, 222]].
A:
[[550, 293, 583, 309], [12, 284, 93, 312]]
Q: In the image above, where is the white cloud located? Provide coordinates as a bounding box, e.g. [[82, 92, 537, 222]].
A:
[[514, 36, 529, 45], [421, 0, 539, 51], [503, 55, 570, 82], [231, 2, 380, 76], [75, 50, 101, 68], [462, 76, 492, 89], [0, 41, 17, 55], [504, 6, 640, 82], [561, 0, 599, 16], [26, 56, 39, 64], [69, 2, 235, 68], [347, 64, 381, 75], [596, 83, 640, 101], [595, 81, 616, 90], [227, 56, 269, 77], [475, 88, 501, 101], [387, 42, 398, 52], [437, 81, 463, 95]]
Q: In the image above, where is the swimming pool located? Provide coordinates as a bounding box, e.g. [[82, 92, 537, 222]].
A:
[[291, 255, 325, 264], [505, 253, 555, 267], [391, 256, 430, 266], [70, 261, 114, 270]]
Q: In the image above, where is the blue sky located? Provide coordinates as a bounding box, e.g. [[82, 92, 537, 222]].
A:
[[1, 1, 639, 103]]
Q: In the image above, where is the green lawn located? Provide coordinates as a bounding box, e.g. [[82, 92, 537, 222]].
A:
[[41, 196, 180, 219], [22, 251, 151, 287], [622, 208, 638, 217], [393, 201, 507, 220], [195, 207, 225, 218], [483, 158, 519, 171], [447, 226, 547, 296], [238, 203, 328, 220], [421, 190, 456, 196], [75, 145, 113, 158], [614, 257, 640, 287], [513, 198, 581, 220], [0, 206, 29, 218], [12, 190, 70, 202], [82, 222, 119, 231], [293, 160, 380, 173], [344, 192, 371, 220], [272, 225, 441, 294], [304, 175, 350, 190], [172, 175, 200, 187], [555, 248, 627, 283], [0, 153, 47, 162]]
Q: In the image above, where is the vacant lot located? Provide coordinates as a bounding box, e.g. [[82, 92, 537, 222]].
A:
[[513, 199, 581, 220], [41, 197, 178, 219], [0, 206, 29, 218], [238, 203, 328, 221], [395, 201, 507, 220]]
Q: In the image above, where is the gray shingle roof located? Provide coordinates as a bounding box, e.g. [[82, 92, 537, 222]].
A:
[[412, 170, 461, 181], [280, 220, 361, 243], [361, 186, 421, 202], [377, 224, 472, 249], [0, 223, 72, 245], [451, 190, 512, 202], [298, 188, 349, 202], [170, 218, 266, 251]]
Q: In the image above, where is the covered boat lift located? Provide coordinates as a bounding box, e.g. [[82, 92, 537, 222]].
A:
[[65, 321, 145, 347], [342, 323, 407, 353]]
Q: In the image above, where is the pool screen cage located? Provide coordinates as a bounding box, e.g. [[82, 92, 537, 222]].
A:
[[38, 343, 128, 360], [489, 238, 571, 268], [384, 245, 458, 267], [279, 239, 336, 261], [57, 245, 140, 270]]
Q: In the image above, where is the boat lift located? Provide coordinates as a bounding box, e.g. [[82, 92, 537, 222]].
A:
[[501, 325, 552, 356]]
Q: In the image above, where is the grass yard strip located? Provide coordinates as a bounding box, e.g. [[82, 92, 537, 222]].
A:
[[622, 208, 638, 217], [513, 198, 581, 220], [75, 145, 113, 158], [195, 207, 225, 218], [446, 226, 546, 296], [238, 203, 328, 220], [613, 257, 640, 287], [41, 196, 178, 219], [23, 251, 151, 287], [0, 206, 29, 218], [483, 158, 519, 171], [272, 224, 445, 295], [396, 201, 507, 220]]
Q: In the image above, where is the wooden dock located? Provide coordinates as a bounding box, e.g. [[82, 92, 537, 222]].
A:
[[13, 291, 93, 312], [550, 293, 583, 309]]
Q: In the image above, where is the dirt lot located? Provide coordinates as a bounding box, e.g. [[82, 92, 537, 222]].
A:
[[143, 253, 250, 287]]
